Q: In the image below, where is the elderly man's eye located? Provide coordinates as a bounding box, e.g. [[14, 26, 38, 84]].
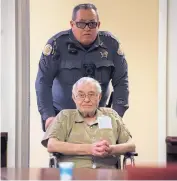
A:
[[88, 93, 96, 97], [78, 94, 85, 98]]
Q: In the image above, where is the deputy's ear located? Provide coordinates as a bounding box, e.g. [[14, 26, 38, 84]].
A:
[[70, 20, 74, 28], [97, 21, 101, 28]]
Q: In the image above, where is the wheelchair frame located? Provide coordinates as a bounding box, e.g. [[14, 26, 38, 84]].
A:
[[49, 152, 138, 169], [47, 91, 138, 169]]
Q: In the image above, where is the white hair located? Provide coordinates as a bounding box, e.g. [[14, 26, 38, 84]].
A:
[[72, 77, 102, 94]]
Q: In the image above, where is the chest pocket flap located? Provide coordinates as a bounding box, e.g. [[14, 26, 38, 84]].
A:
[[94, 60, 114, 84], [61, 60, 81, 69], [59, 60, 82, 84], [94, 60, 114, 68]]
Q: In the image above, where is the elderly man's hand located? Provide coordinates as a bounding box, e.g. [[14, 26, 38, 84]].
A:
[[91, 140, 112, 157]]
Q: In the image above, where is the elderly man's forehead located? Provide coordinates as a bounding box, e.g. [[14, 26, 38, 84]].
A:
[[75, 82, 97, 92]]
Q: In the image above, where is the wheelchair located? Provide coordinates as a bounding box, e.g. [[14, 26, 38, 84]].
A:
[[49, 152, 138, 169], [47, 92, 138, 169]]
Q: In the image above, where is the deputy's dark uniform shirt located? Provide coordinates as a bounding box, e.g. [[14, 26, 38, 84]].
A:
[[35, 29, 129, 130]]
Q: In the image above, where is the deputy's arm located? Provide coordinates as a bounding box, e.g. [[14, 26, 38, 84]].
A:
[[35, 41, 59, 128], [112, 41, 129, 117]]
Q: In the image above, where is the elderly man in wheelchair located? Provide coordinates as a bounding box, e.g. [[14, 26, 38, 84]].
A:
[[41, 77, 137, 169]]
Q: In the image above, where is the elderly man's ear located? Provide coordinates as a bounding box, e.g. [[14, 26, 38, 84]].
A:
[[98, 93, 102, 101], [72, 93, 76, 102]]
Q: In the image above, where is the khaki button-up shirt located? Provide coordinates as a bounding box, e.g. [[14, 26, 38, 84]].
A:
[[42, 107, 131, 168]]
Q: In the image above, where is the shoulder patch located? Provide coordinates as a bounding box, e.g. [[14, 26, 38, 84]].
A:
[[43, 44, 53, 56], [117, 44, 124, 56], [42, 29, 70, 56]]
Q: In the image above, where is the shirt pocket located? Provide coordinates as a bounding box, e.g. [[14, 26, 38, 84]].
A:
[[67, 124, 90, 144], [59, 60, 82, 85], [94, 60, 114, 84]]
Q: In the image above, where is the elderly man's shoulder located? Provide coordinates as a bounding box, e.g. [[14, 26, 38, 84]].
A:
[[99, 107, 121, 119], [56, 109, 79, 126], [59, 109, 78, 116]]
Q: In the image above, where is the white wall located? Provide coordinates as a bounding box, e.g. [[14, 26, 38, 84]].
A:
[[158, 0, 167, 164], [167, 0, 177, 136], [1, 0, 16, 167], [1, 0, 30, 168]]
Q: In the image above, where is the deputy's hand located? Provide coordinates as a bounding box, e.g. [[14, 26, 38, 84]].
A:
[[91, 140, 111, 157], [45, 117, 55, 130]]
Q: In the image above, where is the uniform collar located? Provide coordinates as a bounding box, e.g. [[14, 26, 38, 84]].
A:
[[75, 108, 104, 123], [68, 29, 107, 51], [91, 35, 107, 50], [68, 29, 85, 51]]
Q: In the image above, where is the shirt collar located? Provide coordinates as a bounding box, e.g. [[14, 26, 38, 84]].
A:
[[75, 108, 104, 123]]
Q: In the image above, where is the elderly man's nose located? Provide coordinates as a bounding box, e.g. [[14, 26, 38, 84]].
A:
[[84, 96, 90, 102]]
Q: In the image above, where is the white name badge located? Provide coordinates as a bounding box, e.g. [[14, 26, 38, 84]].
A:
[[97, 116, 112, 129]]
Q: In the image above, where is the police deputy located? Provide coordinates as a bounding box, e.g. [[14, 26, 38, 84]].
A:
[[35, 3, 129, 131]]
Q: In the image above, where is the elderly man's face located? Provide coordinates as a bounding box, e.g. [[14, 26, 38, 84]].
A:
[[72, 82, 101, 116], [70, 9, 100, 45]]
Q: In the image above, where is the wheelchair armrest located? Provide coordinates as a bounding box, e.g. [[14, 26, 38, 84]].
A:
[[124, 152, 138, 157], [52, 152, 63, 157]]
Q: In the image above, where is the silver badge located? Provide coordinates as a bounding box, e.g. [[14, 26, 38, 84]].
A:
[[100, 51, 108, 58]]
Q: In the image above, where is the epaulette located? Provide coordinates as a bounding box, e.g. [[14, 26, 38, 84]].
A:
[[99, 31, 119, 42], [52, 29, 70, 41], [99, 31, 125, 56]]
